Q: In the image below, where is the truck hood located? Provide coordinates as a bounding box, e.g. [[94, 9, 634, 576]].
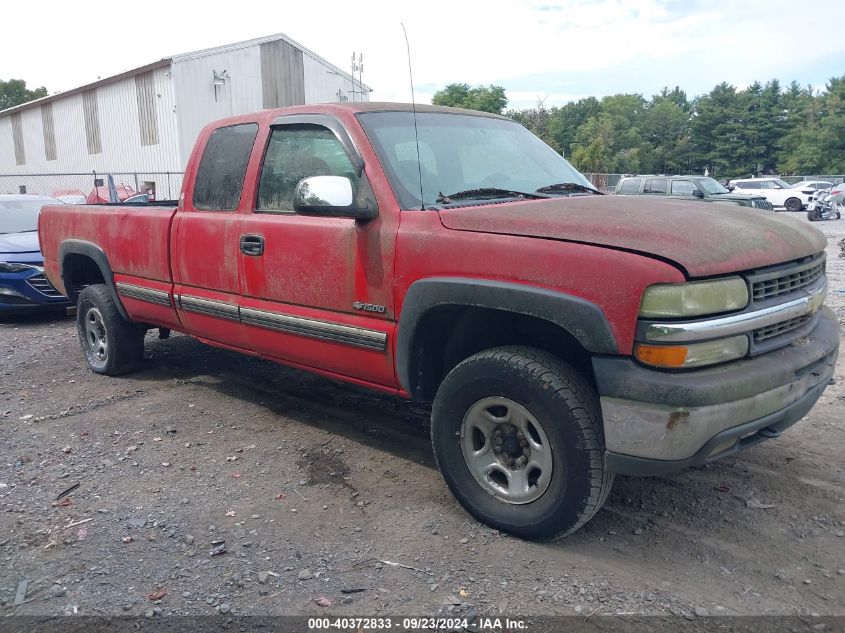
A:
[[438, 196, 827, 278], [0, 231, 40, 255]]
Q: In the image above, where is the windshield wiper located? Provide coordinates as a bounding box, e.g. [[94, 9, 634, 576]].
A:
[[436, 188, 550, 205], [535, 182, 602, 195]]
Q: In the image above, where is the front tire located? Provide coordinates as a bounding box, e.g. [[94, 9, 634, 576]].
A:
[[785, 197, 802, 212], [76, 284, 145, 376], [431, 346, 613, 540]]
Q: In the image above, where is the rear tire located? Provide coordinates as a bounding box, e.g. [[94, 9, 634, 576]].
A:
[[431, 346, 613, 540], [76, 284, 145, 376], [785, 197, 802, 212]]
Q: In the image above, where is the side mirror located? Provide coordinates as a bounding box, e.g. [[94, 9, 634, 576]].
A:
[[773, 184, 782, 189], [293, 176, 376, 220], [692, 189, 705, 198]]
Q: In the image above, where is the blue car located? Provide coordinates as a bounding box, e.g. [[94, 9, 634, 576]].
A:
[[0, 194, 70, 314]]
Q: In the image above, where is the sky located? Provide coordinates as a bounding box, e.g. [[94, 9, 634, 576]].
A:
[[2, 0, 844, 110]]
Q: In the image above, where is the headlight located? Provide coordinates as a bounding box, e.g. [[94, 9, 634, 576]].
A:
[[639, 277, 748, 318], [635, 336, 749, 369], [0, 262, 40, 273]]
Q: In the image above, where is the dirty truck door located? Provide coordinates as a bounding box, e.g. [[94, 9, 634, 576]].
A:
[[237, 117, 395, 387], [172, 123, 258, 350]]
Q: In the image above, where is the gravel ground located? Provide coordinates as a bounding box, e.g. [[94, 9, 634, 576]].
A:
[[1, 215, 844, 619]]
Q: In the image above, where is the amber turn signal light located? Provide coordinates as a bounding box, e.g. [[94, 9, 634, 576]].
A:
[[634, 343, 689, 368]]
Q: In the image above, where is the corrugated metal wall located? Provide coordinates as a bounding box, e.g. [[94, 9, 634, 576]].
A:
[[171, 46, 264, 166], [40, 103, 57, 161], [260, 39, 305, 108], [0, 66, 180, 176], [0, 35, 371, 175]]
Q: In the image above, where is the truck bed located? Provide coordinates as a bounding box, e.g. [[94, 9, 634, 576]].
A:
[[39, 203, 178, 296]]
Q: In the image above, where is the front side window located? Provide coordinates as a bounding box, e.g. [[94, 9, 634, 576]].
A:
[[670, 180, 696, 196], [618, 178, 641, 194], [357, 111, 594, 209], [696, 178, 729, 195], [257, 124, 358, 212], [643, 178, 668, 195], [737, 181, 758, 189], [193, 123, 258, 211]]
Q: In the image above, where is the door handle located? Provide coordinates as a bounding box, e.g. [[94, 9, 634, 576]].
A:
[[240, 234, 264, 256]]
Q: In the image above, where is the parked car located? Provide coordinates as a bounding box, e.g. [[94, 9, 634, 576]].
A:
[[39, 103, 838, 539], [615, 175, 773, 210], [51, 189, 88, 205], [728, 177, 813, 212], [789, 180, 833, 193], [0, 195, 70, 314]]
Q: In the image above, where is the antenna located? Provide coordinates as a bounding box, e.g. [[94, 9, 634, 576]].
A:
[[401, 22, 425, 210]]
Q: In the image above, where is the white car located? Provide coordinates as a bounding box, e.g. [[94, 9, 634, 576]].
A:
[[728, 178, 813, 212], [790, 180, 833, 193]]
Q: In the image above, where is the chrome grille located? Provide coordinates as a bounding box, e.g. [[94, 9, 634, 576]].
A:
[[751, 259, 825, 302], [753, 314, 813, 342], [26, 274, 64, 298]]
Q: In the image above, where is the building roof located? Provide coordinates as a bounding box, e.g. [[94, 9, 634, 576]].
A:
[[0, 33, 371, 118]]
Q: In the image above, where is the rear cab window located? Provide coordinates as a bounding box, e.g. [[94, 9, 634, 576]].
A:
[[670, 180, 697, 196], [617, 178, 641, 194], [643, 178, 668, 195], [192, 123, 259, 211]]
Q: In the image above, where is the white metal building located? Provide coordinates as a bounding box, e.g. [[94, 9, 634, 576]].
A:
[[0, 33, 370, 197]]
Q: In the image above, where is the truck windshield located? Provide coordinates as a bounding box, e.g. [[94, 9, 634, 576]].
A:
[[357, 111, 594, 209]]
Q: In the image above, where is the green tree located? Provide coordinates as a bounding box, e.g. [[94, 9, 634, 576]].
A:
[[432, 83, 508, 114], [548, 97, 601, 158], [0, 78, 48, 111], [507, 100, 560, 151]]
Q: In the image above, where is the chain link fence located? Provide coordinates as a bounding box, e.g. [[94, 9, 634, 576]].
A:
[[0, 172, 184, 201]]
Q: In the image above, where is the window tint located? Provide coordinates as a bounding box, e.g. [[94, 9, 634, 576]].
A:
[[670, 180, 696, 196], [618, 178, 640, 194], [257, 124, 358, 212], [643, 178, 668, 195], [757, 181, 774, 189], [193, 123, 258, 211], [737, 181, 758, 189]]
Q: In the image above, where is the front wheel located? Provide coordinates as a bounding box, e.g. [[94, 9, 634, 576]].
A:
[[77, 284, 145, 376], [431, 346, 613, 540], [785, 197, 803, 212]]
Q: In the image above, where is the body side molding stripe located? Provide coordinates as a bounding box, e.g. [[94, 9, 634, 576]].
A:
[[116, 282, 172, 306], [240, 306, 387, 351], [176, 295, 387, 351], [177, 295, 240, 321]]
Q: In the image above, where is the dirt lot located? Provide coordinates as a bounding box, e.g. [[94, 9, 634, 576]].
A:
[[2, 217, 844, 620]]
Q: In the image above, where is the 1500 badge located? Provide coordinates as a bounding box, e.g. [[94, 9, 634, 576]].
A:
[[353, 302, 386, 313]]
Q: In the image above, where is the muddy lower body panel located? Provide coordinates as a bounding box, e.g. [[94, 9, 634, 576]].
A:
[[593, 307, 839, 475]]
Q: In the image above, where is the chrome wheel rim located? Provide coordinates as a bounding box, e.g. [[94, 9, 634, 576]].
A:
[[84, 307, 108, 362], [460, 396, 553, 504]]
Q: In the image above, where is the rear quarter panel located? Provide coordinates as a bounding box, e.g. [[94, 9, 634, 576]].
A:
[[39, 204, 177, 294]]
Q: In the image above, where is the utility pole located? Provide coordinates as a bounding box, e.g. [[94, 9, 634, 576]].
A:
[[351, 52, 364, 101]]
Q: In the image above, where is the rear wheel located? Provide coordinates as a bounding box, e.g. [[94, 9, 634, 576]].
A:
[[76, 284, 145, 375], [785, 197, 802, 212], [431, 346, 613, 540]]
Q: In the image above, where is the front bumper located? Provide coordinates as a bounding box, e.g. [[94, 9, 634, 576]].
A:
[[593, 306, 839, 475]]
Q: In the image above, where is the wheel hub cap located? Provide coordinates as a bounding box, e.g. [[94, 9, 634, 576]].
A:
[[84, 307, 108, 362], [460, 396, 554, 504]]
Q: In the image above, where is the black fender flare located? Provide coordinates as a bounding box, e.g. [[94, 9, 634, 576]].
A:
[[395, 277, 618, 394], [59, 239, 129, 320]]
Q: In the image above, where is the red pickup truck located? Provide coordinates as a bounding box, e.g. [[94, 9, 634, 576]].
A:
[[39, 103, 839, 539]]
